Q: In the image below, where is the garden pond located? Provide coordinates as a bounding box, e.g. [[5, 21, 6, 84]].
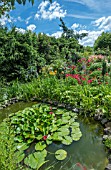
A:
[[0, 101, 108, 170]]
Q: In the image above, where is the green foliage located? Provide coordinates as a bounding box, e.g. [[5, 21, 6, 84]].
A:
[[104, 138, 111, 149], [59, 18, 88, 40], [0, 27, 81, 82], [94, 32, 111, 55], [0, 121, 22, 170]]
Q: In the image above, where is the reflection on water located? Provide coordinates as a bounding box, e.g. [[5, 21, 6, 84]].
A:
[[0, 102, 108, 170]]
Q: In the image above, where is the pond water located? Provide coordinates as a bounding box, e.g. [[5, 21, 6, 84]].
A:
[[0, 102, 108, 170]]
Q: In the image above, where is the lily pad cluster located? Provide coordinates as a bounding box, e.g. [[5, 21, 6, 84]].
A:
[[7, 103, 82, 169]]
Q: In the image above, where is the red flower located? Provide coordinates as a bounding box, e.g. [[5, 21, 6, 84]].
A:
[[43, 135, 47, 140], [49, 111, 54, 114], [87, 79, 93, 84]]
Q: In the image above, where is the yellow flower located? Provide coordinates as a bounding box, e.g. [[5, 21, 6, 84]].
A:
[[49, 71, 56, 75]]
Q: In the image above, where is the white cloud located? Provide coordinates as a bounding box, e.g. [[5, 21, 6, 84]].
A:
[[34, 14, 40, 20], [92, 16, 111, 32], [65, 0, 111, 12], [25, 16, 32, 24], [17, 16, 23, 22], [79, 30, 103, 46], [92, 17, 105, 27], [15, 28, 26, 34], [27, 24, 36, 31], [50, 31, 63, 38], [71, 23, 79, 29], [35, 1, 67, 20], [0, 15, 12, 26], [68, 14, 97, 19]]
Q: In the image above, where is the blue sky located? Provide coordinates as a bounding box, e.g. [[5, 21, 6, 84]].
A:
[[1, 0, 111, 46]]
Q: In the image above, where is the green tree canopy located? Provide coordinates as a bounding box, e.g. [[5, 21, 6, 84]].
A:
[[94, 32, 111, 51], [59, 17, 88, 40]]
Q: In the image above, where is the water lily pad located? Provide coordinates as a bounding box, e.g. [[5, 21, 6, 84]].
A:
[[55, 149, 67, 160], [61, 117, 70, 124], [55, 109, 64, 115], [53, 132, 63, 141], [17, 143, 29, 151], [58, 127, 70, 136], [14, 150, 25, 163], [35, 142, 46, 151], [62, 136, 73, 145], [24, 150, 48, 170], [71, 132, 82, 141], [62, 112, 70, 117], [35, 134, 42, 140]]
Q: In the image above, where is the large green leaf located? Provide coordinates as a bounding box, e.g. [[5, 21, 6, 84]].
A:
[[35, 142, 46, 151], [71, 131, 82, 141], [24, 150, 48, 170], [14, 150, 25, 163], [62, 136, 73, 145], [24, 154, 38, 169], [58, 127, 70, 136], [17, 143, 29, 151], [55, 149, 67, 160], [52, 132, 63, 141]]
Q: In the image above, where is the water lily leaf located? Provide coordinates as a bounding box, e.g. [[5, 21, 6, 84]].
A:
[[62, 136, 73, 145], [14, 136, 23, 142], [62, 112, 70, 117], [71, 127, 80, 133], [69, 118, 75, 124], [50, 124, 58, 132], [34, 149, 47, 159], [14, 150, 25, 163], [36, 134, 43, 140], [52, 132, 63, 141], [17, 143, 29, 151], [61, 117, 69, 124], [24, 154, 38, 169], [71, 122, 80, 128], [58, 127, 70, 136], [27, 138, 34, 144], [56, 119, 62, 125], [69, 112, 77, 119], [35, 142, 46, 151], [46, 139, 52, 145], [71, 132, 82, 141], [55, 109, 63, 115], [55, 149, 67, 160]]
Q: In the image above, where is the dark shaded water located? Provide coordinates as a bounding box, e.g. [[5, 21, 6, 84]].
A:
[[0, 102, 108, 170]]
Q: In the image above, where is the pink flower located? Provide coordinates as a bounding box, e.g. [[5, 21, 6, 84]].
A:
[[43, 135, 47, 140], [49, 112, 53, 114], [87, 79, 93, 84]]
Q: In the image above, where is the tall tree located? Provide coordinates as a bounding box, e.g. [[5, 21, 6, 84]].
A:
[[59, 17, 88, 40]]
